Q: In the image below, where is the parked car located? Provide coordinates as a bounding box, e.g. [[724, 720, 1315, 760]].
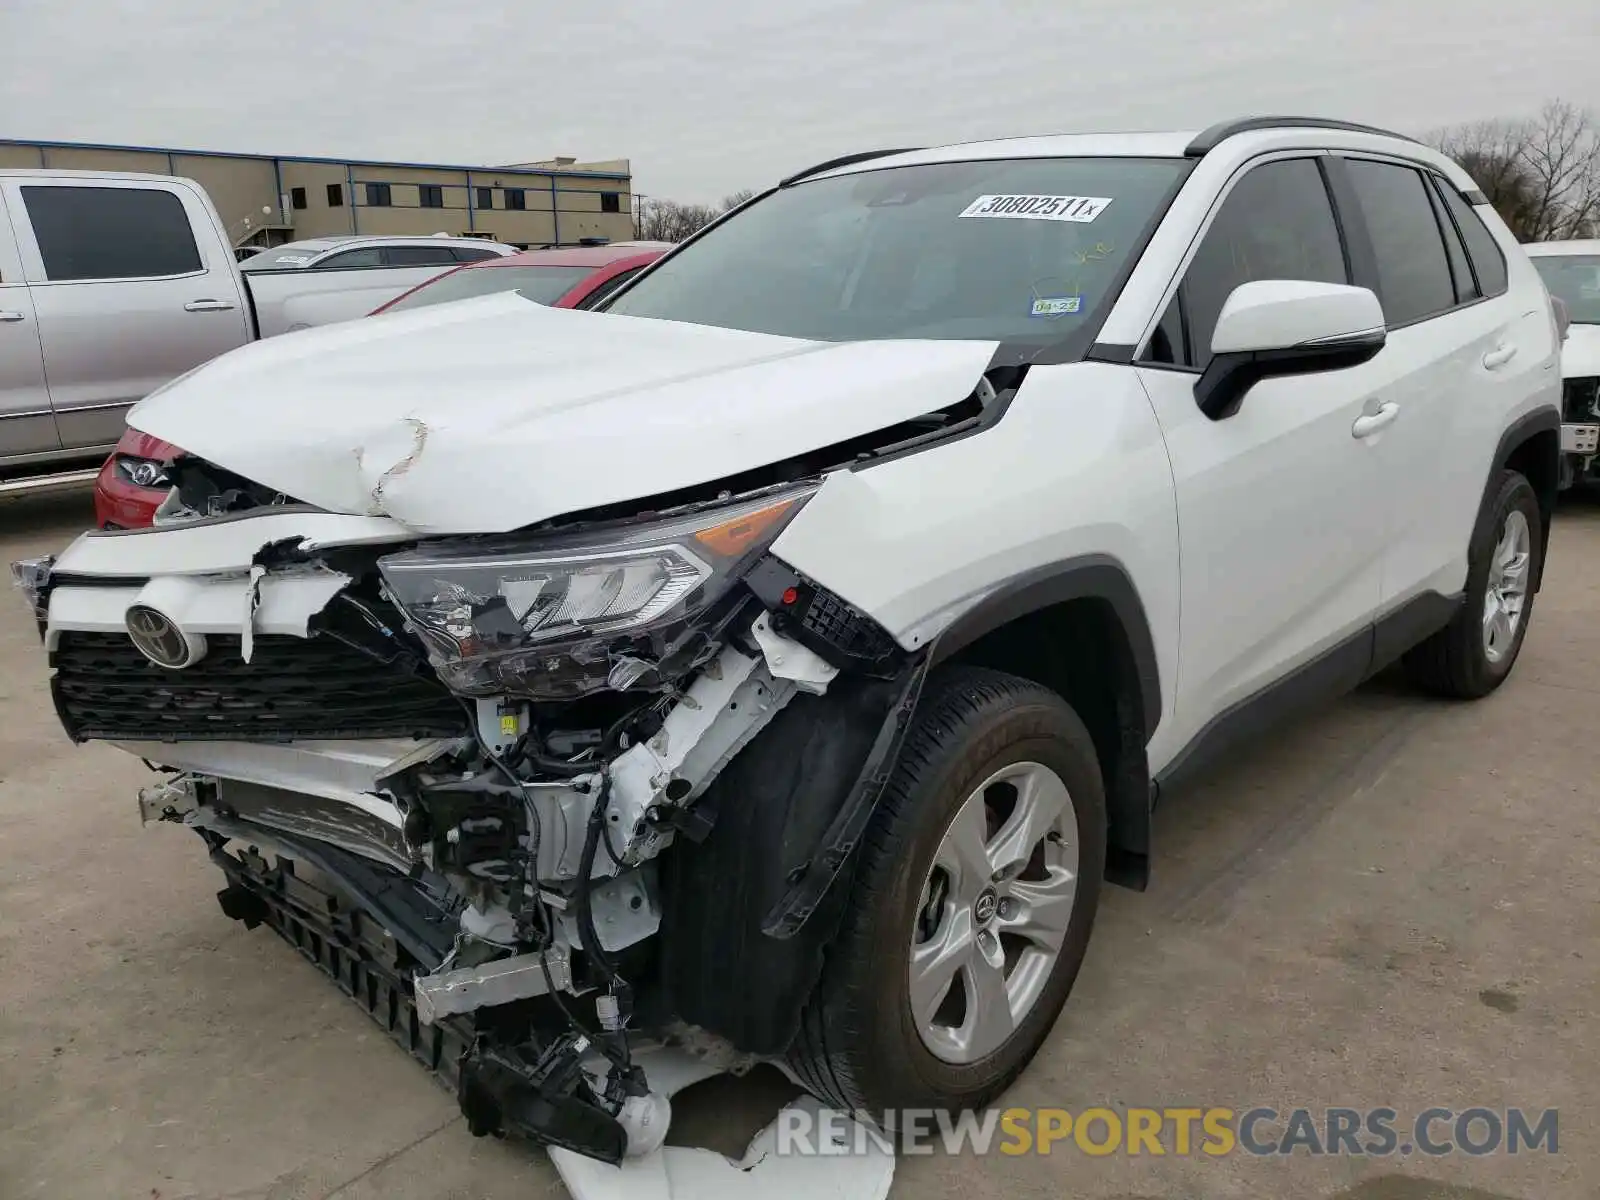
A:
[[92, 244, 667, 528], [371, 243, 672, 315], [240, 234, 517, 273], [1526, 240, 1600, 487], [16, 118, 1561, 1172], [0, 169, 517, 488]]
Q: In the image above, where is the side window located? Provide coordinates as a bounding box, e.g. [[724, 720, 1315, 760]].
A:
[[22, 185, 203, 281], [1144, 295, 1187, 366], [317, 247, 384, 269], [451, 246, 500, 263], [576, 266, 643, 310], [385, 245, 458, 266], [1437, 183, 1509, 297], [1174, 158, 1347, 367], [1425, 178, 1476, 303], [1343, 160, 1455, 325]]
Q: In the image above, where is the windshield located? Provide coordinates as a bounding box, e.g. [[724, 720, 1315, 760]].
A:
[[383, 265, 596, 311], [239, 244, 328, 271], [605, 157, 1188, 344], [1533, 254, 1600, 325]]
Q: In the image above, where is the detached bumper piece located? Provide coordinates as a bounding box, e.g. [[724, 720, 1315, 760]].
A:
[[208, 834, 473, 1085], [206, 832, 627, 1164]]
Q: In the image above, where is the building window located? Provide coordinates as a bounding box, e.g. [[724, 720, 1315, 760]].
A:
[[365, 182, 392, 207], [476, 187, 494, 210], [326, 183, 344, 207], [290, 186, 308, 210], [600, 191, 621, 214], [420, 184, 444, 209], [505, 188, 526, 211]]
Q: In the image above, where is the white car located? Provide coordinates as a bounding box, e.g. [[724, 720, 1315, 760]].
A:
[[1526, 239, 1600, 486], [237, 234, 519, 272], [14, 117, 1561, 1170]]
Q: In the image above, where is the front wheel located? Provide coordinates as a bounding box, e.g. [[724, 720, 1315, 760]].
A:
[[1404, 468, 1542, 698], [788, 666, 1106, 1119]]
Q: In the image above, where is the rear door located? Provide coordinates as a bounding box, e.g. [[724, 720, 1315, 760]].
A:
[[0, 189, 59, 456], [1329, 157, 1549, 624], [4, 176, 252, 450]]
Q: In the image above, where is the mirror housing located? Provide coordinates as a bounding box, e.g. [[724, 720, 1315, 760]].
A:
[[1196, 280, 1387, 420]]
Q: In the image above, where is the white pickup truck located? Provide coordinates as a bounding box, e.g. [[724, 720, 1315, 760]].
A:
[[0, 168, 515, 488]]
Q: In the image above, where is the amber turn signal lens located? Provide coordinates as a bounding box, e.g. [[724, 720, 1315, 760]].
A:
[[693, 498, 796, 557]]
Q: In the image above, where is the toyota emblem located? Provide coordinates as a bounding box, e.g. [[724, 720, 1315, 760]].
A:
[[125, 605, 207, 669]]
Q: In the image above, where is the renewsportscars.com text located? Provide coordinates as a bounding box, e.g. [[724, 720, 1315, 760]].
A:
[[774, 1106, 1560, 1157]]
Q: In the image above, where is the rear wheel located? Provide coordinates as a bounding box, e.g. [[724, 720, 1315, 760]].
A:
[[1404, 469, 1541, 698], [789, 666, 1106, 1118]]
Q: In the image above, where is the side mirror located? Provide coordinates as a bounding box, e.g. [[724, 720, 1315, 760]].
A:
[[1196, 280, 1387, 420]]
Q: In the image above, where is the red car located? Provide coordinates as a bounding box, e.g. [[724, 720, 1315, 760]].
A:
[[94, 243, 670, 529]]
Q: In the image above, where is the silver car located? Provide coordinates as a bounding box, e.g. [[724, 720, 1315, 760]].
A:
[[240, 235, 518, 272]]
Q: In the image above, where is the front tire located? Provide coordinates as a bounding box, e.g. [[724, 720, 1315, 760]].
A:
[[789, 666, 1106, 1119], [1403, 468, 1541, 698]]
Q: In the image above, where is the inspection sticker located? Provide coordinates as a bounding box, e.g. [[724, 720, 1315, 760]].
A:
[[960, 194, 1112, 222], [1030, 295, 1083, 317]]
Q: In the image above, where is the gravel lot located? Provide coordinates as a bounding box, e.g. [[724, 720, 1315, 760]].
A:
[[1, 490, 1595, 1200]]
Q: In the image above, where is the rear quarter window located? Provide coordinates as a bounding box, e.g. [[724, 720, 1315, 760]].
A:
[[1436, 183, 1509, 298]]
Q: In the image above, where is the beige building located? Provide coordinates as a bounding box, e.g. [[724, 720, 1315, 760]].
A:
[[0, 139, 636, 249]]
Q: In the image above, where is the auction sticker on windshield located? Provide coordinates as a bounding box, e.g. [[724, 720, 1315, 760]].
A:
[[961, 195, 1112, 222]]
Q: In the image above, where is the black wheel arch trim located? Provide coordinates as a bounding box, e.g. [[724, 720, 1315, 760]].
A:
[[1494, 405, 1561, 590], [928, 554, 1163, 738]]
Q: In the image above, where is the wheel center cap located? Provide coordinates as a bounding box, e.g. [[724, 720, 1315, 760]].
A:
[[973, 888, 998, 925]]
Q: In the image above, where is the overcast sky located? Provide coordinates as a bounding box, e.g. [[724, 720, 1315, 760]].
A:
[[3, 0, 1597, 201]]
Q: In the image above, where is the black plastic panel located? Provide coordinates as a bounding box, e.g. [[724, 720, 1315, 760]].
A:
[[51, 631, 467, 742]]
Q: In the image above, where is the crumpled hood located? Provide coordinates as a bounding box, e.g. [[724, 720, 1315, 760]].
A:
[[1560, 323, 1600, 383], [129, 293, 998, 534]]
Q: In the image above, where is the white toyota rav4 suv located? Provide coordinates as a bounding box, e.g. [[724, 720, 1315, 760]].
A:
[[15, 117, 1562, 1167]]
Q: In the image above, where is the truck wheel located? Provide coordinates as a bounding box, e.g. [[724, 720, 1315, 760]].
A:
[[789, 666, 1106, 1121], [1404, 468, 1541, 699]]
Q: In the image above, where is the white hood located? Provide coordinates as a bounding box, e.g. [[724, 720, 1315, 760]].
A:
[[1560, 323, 1600, 382], [129, 294, 997, 534]]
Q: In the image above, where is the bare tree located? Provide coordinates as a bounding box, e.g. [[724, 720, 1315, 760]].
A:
[[635, 189, 757, 242], [1429, 101, 1600, 241]]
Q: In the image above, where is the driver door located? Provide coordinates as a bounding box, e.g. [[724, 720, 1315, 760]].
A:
[[1135, 156, 1388, 772]]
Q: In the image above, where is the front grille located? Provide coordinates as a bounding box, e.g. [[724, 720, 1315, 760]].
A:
[[1563, 376, 1600, 424], [52, 630, 469, 742]]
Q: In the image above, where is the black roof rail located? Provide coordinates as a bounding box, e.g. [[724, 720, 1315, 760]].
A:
[[780, 147, 923, 187], [1184, 117, 1418, 157]]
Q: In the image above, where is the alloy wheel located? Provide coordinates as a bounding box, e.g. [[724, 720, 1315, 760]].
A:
[[909, 761, 1079, 1065]]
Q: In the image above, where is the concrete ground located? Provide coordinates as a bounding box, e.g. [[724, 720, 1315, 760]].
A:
[[0, 490, 1595, 1200]]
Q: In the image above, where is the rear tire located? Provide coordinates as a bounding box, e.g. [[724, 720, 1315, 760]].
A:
[[1403, 469, 1541, 699], [788, 666, 1106, 1119]]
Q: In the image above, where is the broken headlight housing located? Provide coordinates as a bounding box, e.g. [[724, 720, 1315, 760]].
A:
[[378, 486, 815, 700], [114, 456, 171, 488]]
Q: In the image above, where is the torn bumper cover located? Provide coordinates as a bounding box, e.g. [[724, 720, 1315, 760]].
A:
[[20, 497, 919, 1175]]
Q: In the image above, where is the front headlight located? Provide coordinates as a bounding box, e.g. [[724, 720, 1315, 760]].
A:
[[377, 485, 814, 700], [114, 456, 170, 488]]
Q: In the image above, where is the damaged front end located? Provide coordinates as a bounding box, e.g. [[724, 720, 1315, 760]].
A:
[[16, 477, 918, 1167]]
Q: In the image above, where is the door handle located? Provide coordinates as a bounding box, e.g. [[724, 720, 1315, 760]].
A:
[[184, 299, 235, 313], [0, 310, 24, 323], [1482, 344, 1518, 370], [1352, 401, 1400, 438]]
